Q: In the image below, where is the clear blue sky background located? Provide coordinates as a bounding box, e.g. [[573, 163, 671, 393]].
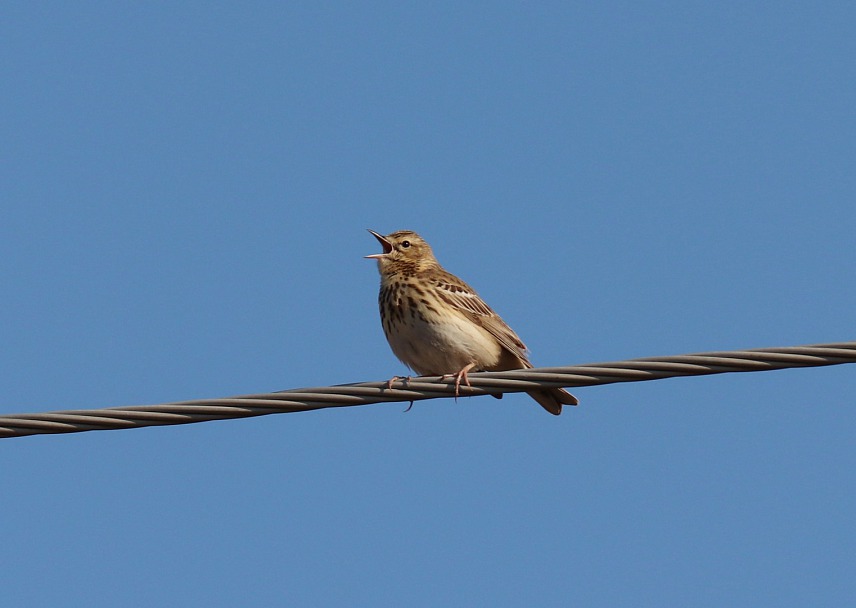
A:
[[2, 3, 854, 606]]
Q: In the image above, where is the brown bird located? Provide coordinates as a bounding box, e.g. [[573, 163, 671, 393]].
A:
[[365, 229, 578, 415]]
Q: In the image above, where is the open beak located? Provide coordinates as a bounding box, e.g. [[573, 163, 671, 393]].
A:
[[365, 229, 392, 259]]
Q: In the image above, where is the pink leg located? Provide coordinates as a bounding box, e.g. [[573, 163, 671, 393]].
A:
[[452, 362, 476, 398]]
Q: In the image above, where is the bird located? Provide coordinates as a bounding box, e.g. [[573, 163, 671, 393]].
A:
[[365, 229, 578, 415]]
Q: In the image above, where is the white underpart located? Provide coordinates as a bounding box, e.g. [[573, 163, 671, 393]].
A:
[[386, 310, 501, 376]]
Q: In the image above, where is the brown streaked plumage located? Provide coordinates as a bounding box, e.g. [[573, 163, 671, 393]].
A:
[[365, 229, 578, 415]]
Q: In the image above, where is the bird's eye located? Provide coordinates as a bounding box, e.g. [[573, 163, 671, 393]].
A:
[[401, 240, 411, 248]]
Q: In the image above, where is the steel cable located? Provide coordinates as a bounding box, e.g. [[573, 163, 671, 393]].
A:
[[1, 341, 853, 439]]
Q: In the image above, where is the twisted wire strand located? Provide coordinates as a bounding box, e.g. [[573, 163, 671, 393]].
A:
[[1, 341, 853, 439]]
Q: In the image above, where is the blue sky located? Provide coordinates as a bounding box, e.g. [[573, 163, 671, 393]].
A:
[[2, 2, 855, 606]]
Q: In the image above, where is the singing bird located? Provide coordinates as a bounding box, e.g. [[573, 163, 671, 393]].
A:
[[366, 229, 578, 415]]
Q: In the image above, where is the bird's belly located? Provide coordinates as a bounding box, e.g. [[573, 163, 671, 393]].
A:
[[386, 313, 502, 376]]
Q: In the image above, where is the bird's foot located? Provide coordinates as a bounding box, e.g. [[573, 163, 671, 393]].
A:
[[442, 363, 476, 400], [385, 375, 412, 390]]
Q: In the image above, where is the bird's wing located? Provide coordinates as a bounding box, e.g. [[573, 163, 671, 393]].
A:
[[432, 274, 530, 361]]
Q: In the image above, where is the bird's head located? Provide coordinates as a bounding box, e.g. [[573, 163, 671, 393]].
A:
[[365, 230, 438, 274]]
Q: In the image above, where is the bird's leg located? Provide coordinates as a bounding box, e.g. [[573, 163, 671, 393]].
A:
[[442, 362, 476, 399]]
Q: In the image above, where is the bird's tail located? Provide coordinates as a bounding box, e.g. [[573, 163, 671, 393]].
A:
[[517, 359, 578, 415], [526, 387, 578, 416]]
